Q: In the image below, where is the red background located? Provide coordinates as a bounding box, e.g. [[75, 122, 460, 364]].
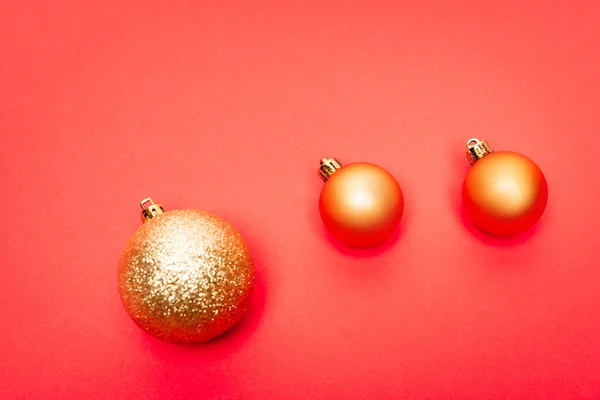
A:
[[2, 1, 600, 399]]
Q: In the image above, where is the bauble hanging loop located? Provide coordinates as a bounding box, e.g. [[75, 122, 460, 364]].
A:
[[318, 158, 404, 247], [462, 138, 548, 236], [118, 198, 255, 343]]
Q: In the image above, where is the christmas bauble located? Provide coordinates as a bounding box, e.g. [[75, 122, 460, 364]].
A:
[[318, 158, 404, 247], [118, 198, 255, 343], [462, 138, 548, 236]]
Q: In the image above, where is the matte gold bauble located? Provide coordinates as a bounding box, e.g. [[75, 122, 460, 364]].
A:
[[318, 158, 404, 247], [462, 139, 548, 236]]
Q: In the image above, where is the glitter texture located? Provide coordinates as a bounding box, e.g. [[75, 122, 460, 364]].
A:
[[118, 209, 255, 343]]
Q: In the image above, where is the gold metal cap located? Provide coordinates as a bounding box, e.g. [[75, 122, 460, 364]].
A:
[[466, 138, 494, 165], [140, 197, 165, 222], [319, 158, 343, 181]]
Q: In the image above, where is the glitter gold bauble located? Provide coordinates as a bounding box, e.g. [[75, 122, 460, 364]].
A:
[[318, 158, 404, 247], [118, 198, 255, 343], [462, 138, 548, 236]]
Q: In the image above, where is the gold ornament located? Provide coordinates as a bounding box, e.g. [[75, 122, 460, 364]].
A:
[[463, 138, 548, 236], [118, 198, 255, 343], [318, 158, 404, 247]]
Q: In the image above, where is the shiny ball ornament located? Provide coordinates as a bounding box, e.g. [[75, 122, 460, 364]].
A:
[[118, 198, 255, 343], [318, 158, 404, 247], [462, 138, 548, 236]]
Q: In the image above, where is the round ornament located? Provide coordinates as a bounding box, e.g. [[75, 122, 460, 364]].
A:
[[462, 138, 548, 236], [318, 158, 404, 247], [118, 198, 254, 343]]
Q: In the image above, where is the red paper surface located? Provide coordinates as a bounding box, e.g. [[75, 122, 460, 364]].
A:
[[2, 1, 600, 399]]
